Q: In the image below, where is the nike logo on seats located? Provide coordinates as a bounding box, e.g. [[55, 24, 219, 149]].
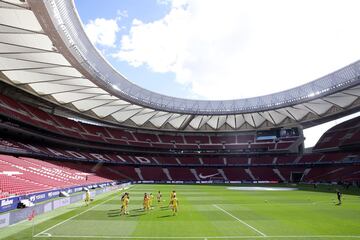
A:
[[199, 173, 220, 179]]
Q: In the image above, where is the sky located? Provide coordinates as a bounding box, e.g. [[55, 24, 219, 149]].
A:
[[75, 0, 360, 147]]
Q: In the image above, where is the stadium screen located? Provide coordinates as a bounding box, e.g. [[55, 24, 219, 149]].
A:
[[256, 128, 299, 140]]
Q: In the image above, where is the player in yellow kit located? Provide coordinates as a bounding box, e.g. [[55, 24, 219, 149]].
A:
[[120, 192, 126, 204], [149, 193, 154, 209], [85, 190, 91, 206], [168, 190, 176, 208], [143, 193, 150, 211], [170, 196, 179, 215], [120, 193, 129, 215]]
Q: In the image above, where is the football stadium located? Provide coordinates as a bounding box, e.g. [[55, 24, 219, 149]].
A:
[[0, 0, 360, 239]]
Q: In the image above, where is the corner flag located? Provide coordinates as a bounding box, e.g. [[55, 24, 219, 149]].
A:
[[28, 209, 36, 221]]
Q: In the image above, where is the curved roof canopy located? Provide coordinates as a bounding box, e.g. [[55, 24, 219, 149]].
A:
[[0, 0, 359, 131]]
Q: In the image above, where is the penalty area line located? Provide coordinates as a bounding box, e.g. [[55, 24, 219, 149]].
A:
[[213, 204, 267, 237], [34, 186, 133, 238]]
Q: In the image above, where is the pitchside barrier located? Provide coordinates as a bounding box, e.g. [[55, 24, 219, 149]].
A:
[[0, 182, 131, 229], [135, 180, 279, 184], [0, 182, 120, 213]]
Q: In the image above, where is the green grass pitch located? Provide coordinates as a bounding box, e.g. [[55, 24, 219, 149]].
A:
[[1, 184, 360, 240]]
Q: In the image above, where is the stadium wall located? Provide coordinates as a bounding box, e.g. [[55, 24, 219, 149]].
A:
[[0, 182, 119, 213]]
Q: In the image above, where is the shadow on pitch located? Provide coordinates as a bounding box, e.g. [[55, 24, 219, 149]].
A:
[[158, 214, 173, 218], [107, 209, 121, 217], [108, 213, 120, 217], [132, 208, 145, 212], [108, 209, 121, 212], [160, 206, 170, 211], [129, 212, 146, 217]]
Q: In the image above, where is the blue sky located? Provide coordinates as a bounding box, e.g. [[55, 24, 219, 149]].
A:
[[74, 0, 360, 147], [75, 0, 190, 98], [75, 0, 360, 100]]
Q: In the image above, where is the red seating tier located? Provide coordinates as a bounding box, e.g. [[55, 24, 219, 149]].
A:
[[178, 157, 201, 165], [133, 132, 160, 143], [226, 156, 249, 165], [158, 134, 184, 144], [250, 167, 279, 181], [155, 156, 179, 165], [222, 168, 252, 181], [210, 135, 236, 144], [304, 165, 360, 182], [167, 167, 194, 181], [314, 116, 360, 150], [201, 157, 225, 165], [298, 154, 323, 163], [251, 156, 275, 164], [0, 154, 114, 198], [237, 134, 254, 143], [184, 135, 210, 144], [276, 156, 296, 164], [140, 167, 168, 181], [0, 93, 298, 152]]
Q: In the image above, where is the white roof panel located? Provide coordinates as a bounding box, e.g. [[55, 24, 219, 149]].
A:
[[0, 8, 42, 31], [1, 52, 70, 66], [52, 92, 99, 104], [0, 34, 53, 50], [73, 99, 116, 112], [149, 112, 173, 128], [112, 109, 143, 122]]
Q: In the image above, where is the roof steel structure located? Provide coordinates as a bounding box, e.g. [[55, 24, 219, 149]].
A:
[[0, 0, 359, 131]]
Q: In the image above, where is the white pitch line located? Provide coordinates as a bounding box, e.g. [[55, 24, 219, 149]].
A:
[[213, 204, 267, 237], [31, 235, 360, 239], [34, 186, 133, 238]]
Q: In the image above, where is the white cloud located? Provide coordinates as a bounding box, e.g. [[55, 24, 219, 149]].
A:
[[84, 18, 120, 47], [113, 0, 360, 100]]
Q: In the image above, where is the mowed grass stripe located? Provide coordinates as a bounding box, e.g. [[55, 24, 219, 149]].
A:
[[34, 185, 134, 238], [40, 185, 360, 238], [130, 187, 258, 238], [213, 204, 266, 236], [3, 184, 360, 240]]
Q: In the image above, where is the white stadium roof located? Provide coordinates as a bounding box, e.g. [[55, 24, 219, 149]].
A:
[[0, 0, 359, 131]]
